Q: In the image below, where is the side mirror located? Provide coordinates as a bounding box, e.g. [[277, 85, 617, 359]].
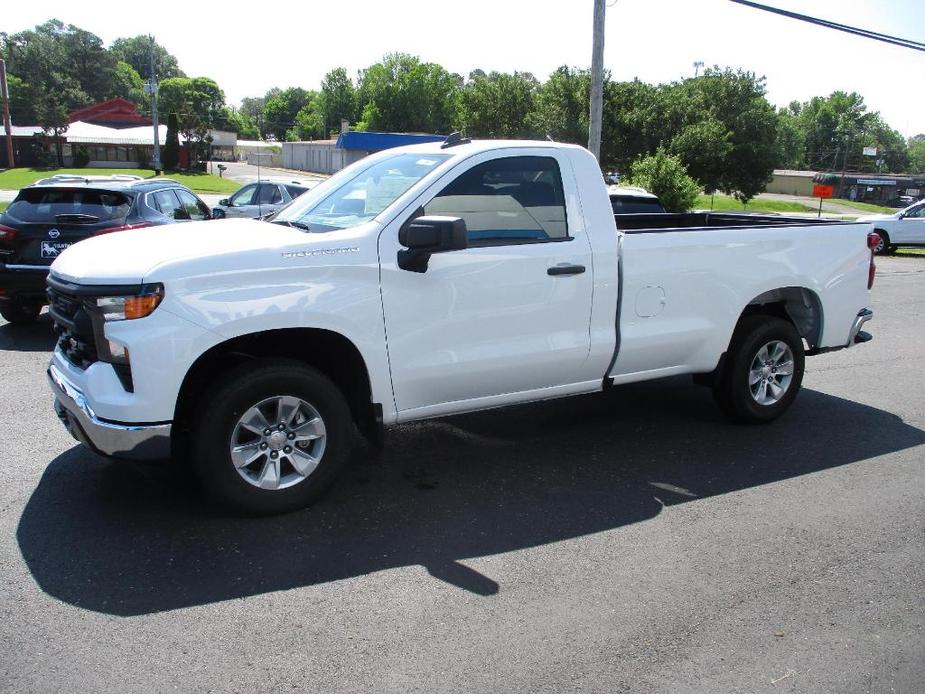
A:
[[398, 215, 468, 273], [219, 198, 230, 206]]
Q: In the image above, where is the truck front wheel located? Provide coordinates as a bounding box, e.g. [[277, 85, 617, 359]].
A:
[[713, 315, 805, 424], [192, 359, 354, 514]]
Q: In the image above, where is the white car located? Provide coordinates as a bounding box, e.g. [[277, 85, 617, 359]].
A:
[[857, 200, 925, 254]]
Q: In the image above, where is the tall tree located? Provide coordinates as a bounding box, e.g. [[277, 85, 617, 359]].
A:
[[908, 135, 925, 174], [110, 36, 184, 81], [357, 53, 458, 133], [35, 87, 70, 165], [319, 67, 357, 135], [527, 66, 590, 145], [158, 77, 226, 159], [457, 71, 538, 138], [263, 87, 312, 141], [110, 61, 146, 105]]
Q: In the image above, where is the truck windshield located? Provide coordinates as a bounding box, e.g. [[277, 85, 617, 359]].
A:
[[272, 153, 451, 232]]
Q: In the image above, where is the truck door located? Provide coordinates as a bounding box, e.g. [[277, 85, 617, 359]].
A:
[[379, 152, 595, 415]]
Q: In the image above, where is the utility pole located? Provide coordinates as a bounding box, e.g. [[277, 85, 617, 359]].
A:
[[693, 61, 704, 78], [588, 0, 606, 162], [147, 35, 162, 174], [0, 59, 14, 169]]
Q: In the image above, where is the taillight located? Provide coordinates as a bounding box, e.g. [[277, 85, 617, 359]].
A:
[[0, 223, 17, 241], [93, 222, 152, 236], [867, 232, 879, 289]]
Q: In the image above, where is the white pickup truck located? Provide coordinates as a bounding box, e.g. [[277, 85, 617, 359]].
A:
[[45, 139, 879, 514]]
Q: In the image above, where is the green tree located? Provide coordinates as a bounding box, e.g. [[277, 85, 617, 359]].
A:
[[665, 68, 778, 201], [263, 87, 312, 141], [626, 148, 701, 212], [2, 20, 95, 119], [908, 135, 925, 173], [775, 103, 807, 170], [110, 35, 183, 81], [110, 60, 145, 105], [319, 67, 357, 135], [458, 71, 538, 138], [162, 112, 180, 169], [158, 77, 226, 159], [4, 74, 37, 124], [527, 66, 590, 145], [239, 97, 266, 137], [35, 87, 70, 165], [357, 53, 458, 133], [293, 97, 325, 140]]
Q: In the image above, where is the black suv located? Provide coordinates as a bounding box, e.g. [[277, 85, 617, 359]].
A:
[[0, 174, 212, 324]]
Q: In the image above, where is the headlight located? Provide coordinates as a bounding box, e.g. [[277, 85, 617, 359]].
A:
[[95, 284, 164, 321]]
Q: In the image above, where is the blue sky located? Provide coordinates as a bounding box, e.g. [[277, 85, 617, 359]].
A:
[[5, 0, 924, 136]]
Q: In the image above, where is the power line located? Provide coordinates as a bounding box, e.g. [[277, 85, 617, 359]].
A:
[[729, 0, 925, 52]]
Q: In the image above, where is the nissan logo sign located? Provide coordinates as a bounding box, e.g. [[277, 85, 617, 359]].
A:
[[48, 229, 60, 238]]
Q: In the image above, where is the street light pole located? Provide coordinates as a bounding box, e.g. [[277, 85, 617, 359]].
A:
[[148, 36, 162, 174], [0, 59, 15, 168], [588, 0, 606, 162]]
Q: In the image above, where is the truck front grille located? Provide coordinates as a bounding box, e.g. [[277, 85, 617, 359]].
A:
[[47, 284, 99, 369]]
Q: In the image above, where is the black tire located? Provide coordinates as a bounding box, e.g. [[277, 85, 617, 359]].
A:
[[0, 301, 42, 325], [191, 358, 354, 515], [873, 230, 894, 255], [713, 315, 805, 424]]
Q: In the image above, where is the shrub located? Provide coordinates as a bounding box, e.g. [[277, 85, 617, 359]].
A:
[[626, 148, 702, 212], [72, 146, 90, 168]]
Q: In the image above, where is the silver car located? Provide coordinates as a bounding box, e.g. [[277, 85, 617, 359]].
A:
[[212, 180, 314, 219]]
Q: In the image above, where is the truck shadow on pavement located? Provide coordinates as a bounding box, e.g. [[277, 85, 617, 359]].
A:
[[0, 314, 57, 352], [17, 377, 925, 616]]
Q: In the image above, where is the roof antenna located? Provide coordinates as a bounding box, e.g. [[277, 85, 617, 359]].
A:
[[545, 134, 555, 142], [441, 132, 471, 149]]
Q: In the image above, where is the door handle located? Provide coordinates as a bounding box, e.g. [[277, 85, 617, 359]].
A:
[[547, 264, 586, 276]]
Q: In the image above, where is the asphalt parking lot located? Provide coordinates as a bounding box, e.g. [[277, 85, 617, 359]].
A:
[[1, 258, 923, 693]]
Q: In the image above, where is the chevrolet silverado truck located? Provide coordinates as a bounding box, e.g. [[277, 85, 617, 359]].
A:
[[45, 138, 878, 514]]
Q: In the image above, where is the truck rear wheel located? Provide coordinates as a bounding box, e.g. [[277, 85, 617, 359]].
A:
[[713, 315, 805, 424], [192, 359, 354, 514]]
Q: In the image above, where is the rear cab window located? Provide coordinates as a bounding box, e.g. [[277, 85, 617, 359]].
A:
[[610, 196, 666, 214], [7, 188, 131, 223]]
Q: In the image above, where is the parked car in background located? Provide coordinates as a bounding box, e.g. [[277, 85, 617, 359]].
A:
[[211, 179, 315, 219], [857, 200, 925, 254], [608, 185, 666, 214], [0, 174, 212, 324]]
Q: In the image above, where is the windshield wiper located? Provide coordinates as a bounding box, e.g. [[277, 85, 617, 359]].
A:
[[271, 219, 314, 232]]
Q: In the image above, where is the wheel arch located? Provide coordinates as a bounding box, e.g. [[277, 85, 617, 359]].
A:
[[173, 327, 381, 448], [740, 286, 823, 351]]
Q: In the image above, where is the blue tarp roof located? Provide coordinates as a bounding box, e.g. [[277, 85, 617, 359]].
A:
[[335, 131, 446, 151]]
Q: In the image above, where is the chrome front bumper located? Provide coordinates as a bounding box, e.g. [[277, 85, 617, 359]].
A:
[[47, 363, 172, 461]]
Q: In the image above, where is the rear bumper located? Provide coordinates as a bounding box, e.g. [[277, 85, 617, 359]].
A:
[[808, 308, 873, 356], [48, 363, 171, 461], [847, 308, 873, 345]]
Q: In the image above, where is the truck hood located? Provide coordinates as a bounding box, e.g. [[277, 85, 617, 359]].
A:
[[50, 218, 315, 284]]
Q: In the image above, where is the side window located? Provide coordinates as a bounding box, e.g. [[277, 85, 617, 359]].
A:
[[176, 190, 209, 221], [230, 184, 257, 206], [151, 190, 186, 219], [423, 156, 569, 245], [257, 183, 283, 205], [907, 204, 925, 219], [285, 185, 308, 199]]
